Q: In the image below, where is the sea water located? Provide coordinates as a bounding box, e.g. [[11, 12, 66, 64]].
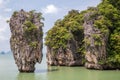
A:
[[0, 53, 120, 80]]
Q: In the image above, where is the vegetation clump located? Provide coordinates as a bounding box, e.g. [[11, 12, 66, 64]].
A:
[[45, 0, 120, 69], [97, 0, 120, 68], [45, 10, 85, 54], [23, 10, 44, 48]]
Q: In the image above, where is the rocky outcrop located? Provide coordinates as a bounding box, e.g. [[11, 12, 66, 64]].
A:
[[9, 9, 43, 72], [46, 1, 120, 70], [46, 38, 84, 66], [83, 11, 109, 69], [45, 9, 110, 69], [46, 10, 84, 66]]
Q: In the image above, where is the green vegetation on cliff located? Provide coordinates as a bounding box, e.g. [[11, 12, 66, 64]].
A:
[[23, 10, 44, 48], [97, 0, 120, 67], [10, 9, 44, 72], [45, 10, 85, 54], [45, 0, 120, 68]]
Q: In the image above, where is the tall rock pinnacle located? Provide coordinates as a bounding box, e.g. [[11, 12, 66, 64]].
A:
[[83, 9, 109, 69], [9, 9, 43, 72]]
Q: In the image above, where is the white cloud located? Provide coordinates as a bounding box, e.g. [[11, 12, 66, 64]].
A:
[[0, 0, 10, 8], [0, 16, 10, 41], [0, 0, 3, 6], [42, 4, 59, 14], [4, 8, 12, 12], [0, 0, 11, 51], [0, 0, 10, 40]]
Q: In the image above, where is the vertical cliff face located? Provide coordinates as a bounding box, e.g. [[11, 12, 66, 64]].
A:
[[83, 10, 109, 69], [46, 0, 120, 70], [10, 9, 43, 72], [46, 10, 84, 66], [46, 38, 83, 66]]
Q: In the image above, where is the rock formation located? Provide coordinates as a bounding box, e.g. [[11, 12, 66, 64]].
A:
[[46, 39, 83, 66], [83, 10, 109, 69], [46, 10, 84, 66], [9, 9, 43, 72], [46, 0, 120, 70]]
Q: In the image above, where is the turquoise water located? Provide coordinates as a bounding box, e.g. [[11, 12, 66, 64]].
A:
[[0, 54, 120, 80]]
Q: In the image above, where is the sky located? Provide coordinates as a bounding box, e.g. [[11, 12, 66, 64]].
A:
[[0, 0, 101, 52]]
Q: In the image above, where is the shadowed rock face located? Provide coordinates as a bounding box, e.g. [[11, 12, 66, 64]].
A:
[[46, 38, 83, 66], [10, 9, 43, 72], [83, 11, 109, 69]]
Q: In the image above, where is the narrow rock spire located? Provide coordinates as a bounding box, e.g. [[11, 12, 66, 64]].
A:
[[9, 9, 43, 72]]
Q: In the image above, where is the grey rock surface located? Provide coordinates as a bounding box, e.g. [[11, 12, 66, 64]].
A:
[[10, 9, 43, 72]]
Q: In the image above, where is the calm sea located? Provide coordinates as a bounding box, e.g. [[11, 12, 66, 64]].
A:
[[0, 53, 120, 80]]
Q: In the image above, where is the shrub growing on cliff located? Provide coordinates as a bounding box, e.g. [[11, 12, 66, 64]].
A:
[[45, 10, 85, 54], [23, 10, 44, 48], [97, 0, 120, 67], [9, 9, 43, 72], [13, 11, 18, 17], [85, 0, 120, 67], [24, 21, 37, 34], [45, 0, 120, 68], [45, 26, 72, 51]]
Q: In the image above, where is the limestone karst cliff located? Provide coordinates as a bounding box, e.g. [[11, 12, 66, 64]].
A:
[[45, 0, 120, 70], [9, 0, 120, 70], [9, 9, 43, 72], [45, 10, 84, 66], [83, 0, 120, 69], [83, 9, 109, 69]]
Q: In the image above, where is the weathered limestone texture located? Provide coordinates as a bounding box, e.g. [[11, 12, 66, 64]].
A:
[[46, 39, 83, 66], [10, 9, 43, 72], [83, 11, 108, 69]]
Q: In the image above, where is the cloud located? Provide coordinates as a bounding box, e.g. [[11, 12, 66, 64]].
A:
[[0, 16, 10, 41], [42, 4, 59, 14], [4, 8, 12, 12], [0, 0, 11, 51], [0, 0, 3, 6], [0, 16, 10, 51], [0, 0, 10, 8], [0, 0, 10, 41]]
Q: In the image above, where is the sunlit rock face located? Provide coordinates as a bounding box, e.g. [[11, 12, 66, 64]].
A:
[[9, 9, 43, 72], [83, 11, 109, 70], [46, 42, 83, 66]]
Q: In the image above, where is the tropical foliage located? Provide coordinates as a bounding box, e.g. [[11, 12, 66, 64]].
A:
[[45, 0, 120, 67], [45, 10, 84, 54], [98, 0, 120, 67]]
